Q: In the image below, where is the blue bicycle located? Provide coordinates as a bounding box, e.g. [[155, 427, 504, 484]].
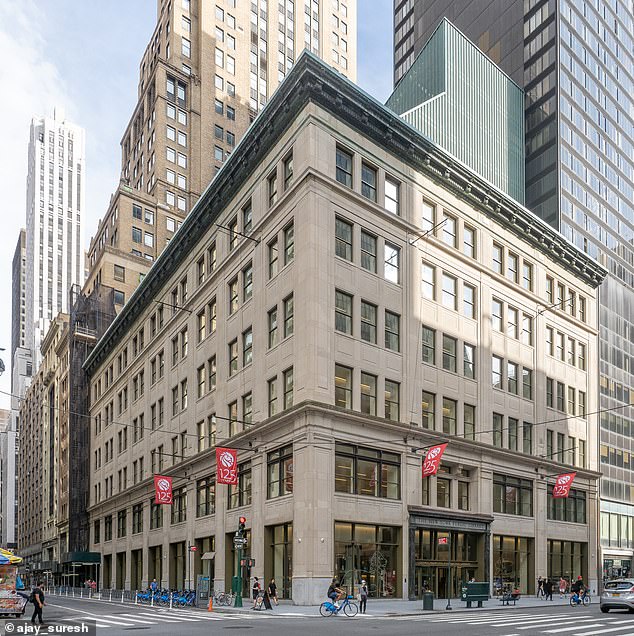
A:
[[320, 595, 358, 617]]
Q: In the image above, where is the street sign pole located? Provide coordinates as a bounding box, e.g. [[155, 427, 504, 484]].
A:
[[235, 543, 243, 607], [446, 535, 452, 611]]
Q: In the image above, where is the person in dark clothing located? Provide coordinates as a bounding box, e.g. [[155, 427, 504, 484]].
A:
[[251, 577, 261, 609], [358, 580, 369, 614], [267, 579, 278, 606], [327, 578, 344, 607], [31, 582, 45, 625], [544, 578, 553, 601]]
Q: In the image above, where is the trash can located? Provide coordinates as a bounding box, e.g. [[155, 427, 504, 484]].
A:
[[423, 592, 434, 611]]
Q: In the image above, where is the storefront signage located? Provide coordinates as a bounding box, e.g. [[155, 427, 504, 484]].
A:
[[409, 515, 489, 532], [437, 537, 448, 545], [153, 475, 173, 504], [553, 472, 577, 498], [216, 448, 239, 484], [422, 443, 448, 477]]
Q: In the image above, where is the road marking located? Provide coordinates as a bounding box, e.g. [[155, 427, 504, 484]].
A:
[[76, 615, 136, 627], [424, 613, 541, 622], [135, 611, 196, 622], [119, 614, 172, 624], [543, 626, 605, 634], [492, 617, 593, 627], [462, 614, 569, 625], [574, 623, 634, 636], [522, 619, 619, 631]]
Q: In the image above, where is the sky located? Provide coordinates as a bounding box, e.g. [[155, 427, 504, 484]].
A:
[[0, 0, 394, 409]]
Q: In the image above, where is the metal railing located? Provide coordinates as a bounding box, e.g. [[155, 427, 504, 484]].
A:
[[48, 587, 197, 609]]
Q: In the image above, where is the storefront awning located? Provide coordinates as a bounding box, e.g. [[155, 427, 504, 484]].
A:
[[201, 552, 216, 561]]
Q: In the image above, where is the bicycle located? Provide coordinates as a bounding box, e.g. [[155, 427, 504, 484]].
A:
[[320, 595, 358, 617], [570, 590, 591, 607], [213, 591, 236, 606]]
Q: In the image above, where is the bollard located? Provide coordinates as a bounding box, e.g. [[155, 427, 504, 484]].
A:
[[135, 590, 138, 605], [80, 589, 83, 599], [72, 588, 75, 598], [109, 589, 113, 602], [121, 591, 124, 603], [169, 592, 173, 609]]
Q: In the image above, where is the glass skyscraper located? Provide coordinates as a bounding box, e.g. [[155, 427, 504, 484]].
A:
[[394, 0, 634, 580]]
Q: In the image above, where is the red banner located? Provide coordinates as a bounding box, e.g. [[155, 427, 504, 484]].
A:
[[216, 448, 238, 485], [553, 472, 577, 498], [422, 443, 448, 477], [154, 475, 173, 504]]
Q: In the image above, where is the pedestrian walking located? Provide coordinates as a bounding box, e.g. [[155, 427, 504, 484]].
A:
[[150, 578, 158, 593], [30, 581, 45, 626], [267, 578, 279, 606], [358, 579, 368, 614], [537, 576, 544, 597], [252, 577, 261, 609], [544, 578, 553, 601], [559, 577, 567, 598]]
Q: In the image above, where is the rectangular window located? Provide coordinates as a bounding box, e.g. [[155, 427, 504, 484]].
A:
[[548, 488, 586, 523], [228, 401, 239, 436], [334, 443, 400, 499], [442, 335, 457, 372], [334, 364, 353, 409], [268, 377, 278, 417], [385, 311, 400, 351], [384, 243, 400, 283], [523, 422, 532, 454], [421, 391, 435, 430], [422, 263, 435, 299], [360, 230, 377, 272], [508, 417, 518, 451], [567, 386, 576, 415], [384, 176, 399, 214], [282, 223, 295, 266], [228, 461, 252, 509], [507, 306, 518, 339], [283, 368, 294, 409], [422, 326, 435, 365], [384, 380, 400, 421], [242, 202, 252, 234], [463, 283, 476, 319], [242, 263, 253, 301], [268, 238, 279, 278], [567, 337, 576, 366], [578, 343, 586, 370], [267, 445, 293, 499], [242, 328, 253, 366], [463, 225, 476, 258], [196, 476, 215, 517], [458, 481, 470, 510], [437, 478, 451, 508], [507, 361, 518, 394], [422, 200, 435, 233], [578, 391, 586, 417], [464, 404, 475, 440], [556, 382, 565, 412], [546, 326, 554, 356], [507, 252, 518, 282], [546, 378, 554, 408], [522, 262, 533, 291], [442, 397, 457, 435], [335, 290, 353, 334], [492, 243, 503, 274], [493, 413, 503, 447], [268, 170, 278, 207], [492, 298, 503, 332], [463, 343, 475, 379], [335, 146, 353, 187], [360, 372, 377, 416], [229, 278, 238, 314], [522, 368, 533, 400], [283, 153, 294, 190], [441, 273, 457, 310], [229, 340, 238, 376], [360, 301, 377, 344], [361, 162, 377, 201], [522, 314, 533, 345], [283, 294, 294, 337], [228, 217, 238, 251], [546, 276, 554, 303], [493, 474, 533, 516], [243, 392, 253, 425], [492, 355, 502, 389], [442, 213, 457, 248], [335, 217, 353, 261], [268, 306, 278, 348]]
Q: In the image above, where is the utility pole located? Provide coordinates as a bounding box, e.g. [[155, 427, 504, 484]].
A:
[[233, 516, 246, 607]]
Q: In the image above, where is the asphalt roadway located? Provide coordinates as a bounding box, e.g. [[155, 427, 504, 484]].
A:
[[6, 595, 634, 636]]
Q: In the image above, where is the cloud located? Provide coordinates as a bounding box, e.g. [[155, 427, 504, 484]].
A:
[[0, 0, 76, 409]]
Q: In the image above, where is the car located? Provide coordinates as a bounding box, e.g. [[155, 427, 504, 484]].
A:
[[600, 579, 634, 612]]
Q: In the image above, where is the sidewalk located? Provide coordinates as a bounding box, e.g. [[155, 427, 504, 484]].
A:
[[212, 595, 573, 617]]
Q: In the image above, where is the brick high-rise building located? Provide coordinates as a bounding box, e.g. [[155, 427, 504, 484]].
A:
[[85, 0, 357, 308]]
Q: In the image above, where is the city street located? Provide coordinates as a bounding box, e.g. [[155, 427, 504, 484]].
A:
[[13, 596, 634, 636]]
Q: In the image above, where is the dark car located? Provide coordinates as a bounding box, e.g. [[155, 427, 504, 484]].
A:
[[601, 579, 634, 612]]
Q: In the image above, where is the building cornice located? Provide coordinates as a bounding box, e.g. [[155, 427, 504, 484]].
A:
[[84, 52, 607, 376]]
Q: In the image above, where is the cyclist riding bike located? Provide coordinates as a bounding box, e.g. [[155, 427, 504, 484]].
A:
[[570, 576, 585, 603], [327, 579, 345, 608]]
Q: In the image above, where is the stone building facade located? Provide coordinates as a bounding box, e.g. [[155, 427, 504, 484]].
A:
[[84, 53, 605, 604]]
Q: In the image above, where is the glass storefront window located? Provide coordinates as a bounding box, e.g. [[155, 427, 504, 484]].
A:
[[334, 522, 400, 598], [547, 539, 586, 585], [493, 535, 533, 595], [334, 444, 400, 499], [268, 523, 293, 599]]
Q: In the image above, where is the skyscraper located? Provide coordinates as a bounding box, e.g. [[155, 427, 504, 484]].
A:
[[11, 229, 27, 365], [25, 108, 85, 365], [394, 0, 634, 580], [84, 0, 357, 308]]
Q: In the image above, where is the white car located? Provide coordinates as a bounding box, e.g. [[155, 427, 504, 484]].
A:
[[601, 579, 634, 612]]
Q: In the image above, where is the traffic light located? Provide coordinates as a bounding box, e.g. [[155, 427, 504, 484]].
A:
[[238, 516, 246, 534]]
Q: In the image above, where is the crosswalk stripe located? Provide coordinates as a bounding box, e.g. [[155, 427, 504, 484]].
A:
[[120, 613, 181, 624], [543, 626, 605, 634], [574, 623, 634, 636], [135, 612, 196, 622], [522, 619, 619, 632], [76, 616, 135, 627], [461, 614, 570, 625], [426, 614, 540, 623], [491, 617, 592, 627], [106, 615, 155, 625]]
